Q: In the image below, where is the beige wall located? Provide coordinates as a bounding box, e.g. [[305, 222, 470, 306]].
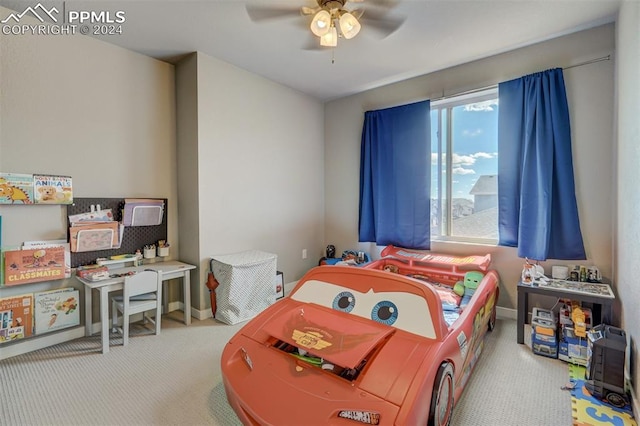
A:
[[175, 53, 201, 309], [615, 0, 640, 402], [324, 24, 616, 312], [0, 6, 176, 303], [1, 9, 326, 317], [176, 52, 326, 313]]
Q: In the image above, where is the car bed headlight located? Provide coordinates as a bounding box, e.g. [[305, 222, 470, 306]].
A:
[[337, 410, 381, 425]]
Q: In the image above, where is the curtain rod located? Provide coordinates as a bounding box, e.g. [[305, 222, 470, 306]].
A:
[[432, 54, 612, 102], [562, 54, 611, 70]]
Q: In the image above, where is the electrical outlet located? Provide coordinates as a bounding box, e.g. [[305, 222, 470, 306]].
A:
[[302, 249, 308, 259]]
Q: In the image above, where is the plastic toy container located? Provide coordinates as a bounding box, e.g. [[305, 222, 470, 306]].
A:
[[586, 325, 626, 400], [531, 308, 558, 358], [559, 326, 588, 366], [531, 308, 556, 336]]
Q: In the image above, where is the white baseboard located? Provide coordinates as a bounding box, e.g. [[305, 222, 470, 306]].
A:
[[192, 305, 212, 320], [0, 327, 86, 360], [167, 301, 210, 321], [497, 306, 517, 320]]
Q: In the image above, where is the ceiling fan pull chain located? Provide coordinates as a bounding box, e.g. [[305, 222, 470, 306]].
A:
[[332, 48, 335, 64]]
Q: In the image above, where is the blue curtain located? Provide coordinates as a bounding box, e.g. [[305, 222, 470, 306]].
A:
[[358, 100, 431, 249], [498, 68, 586, 260]]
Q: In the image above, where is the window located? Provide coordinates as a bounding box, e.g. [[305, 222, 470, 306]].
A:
[[430, 89, 499, 243]]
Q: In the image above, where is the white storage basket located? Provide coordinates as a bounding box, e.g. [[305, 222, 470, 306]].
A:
[[210, 250, 277, 325]]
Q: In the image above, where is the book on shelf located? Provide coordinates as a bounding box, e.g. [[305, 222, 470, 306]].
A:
[[33, 174, 73, 204], [0, 293, 33, 344], [0, 216, 3, 284], [0, 172, 34, 204], [22, 240, 71, 279], [1, 173, 74, 204], [34, 288, 79, 335], [3, 246, 66, 286]]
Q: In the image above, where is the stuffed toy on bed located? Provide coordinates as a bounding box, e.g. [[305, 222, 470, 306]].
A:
[[454, 271, 485, 309]]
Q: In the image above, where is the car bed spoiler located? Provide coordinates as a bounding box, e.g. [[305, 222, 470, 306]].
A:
[[379, 245, 492, 273]]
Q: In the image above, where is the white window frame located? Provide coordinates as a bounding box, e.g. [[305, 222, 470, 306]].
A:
[[430, 88, 499, 245]]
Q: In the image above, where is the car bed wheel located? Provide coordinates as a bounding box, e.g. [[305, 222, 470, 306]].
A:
[[428, 362, 454, 426], [488, 303, 497, 331]]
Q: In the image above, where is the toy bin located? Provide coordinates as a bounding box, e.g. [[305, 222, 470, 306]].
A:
[[210, 250, 277, 325], [531, 308, 558, 358], [558, 326, 588, 365], [586, 325, 627, 400]]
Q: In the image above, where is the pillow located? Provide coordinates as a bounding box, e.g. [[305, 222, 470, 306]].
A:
[[431, 285, 462, 311]]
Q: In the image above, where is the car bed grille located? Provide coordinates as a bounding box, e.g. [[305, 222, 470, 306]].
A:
[[272, 339, 368, 382]]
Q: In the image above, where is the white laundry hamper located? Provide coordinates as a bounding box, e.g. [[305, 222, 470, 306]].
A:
[[210, 250, 277, 325]]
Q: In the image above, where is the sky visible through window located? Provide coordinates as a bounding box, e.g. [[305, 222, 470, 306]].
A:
[[430, 96, 499, 240], [431, 99, 499, 201]]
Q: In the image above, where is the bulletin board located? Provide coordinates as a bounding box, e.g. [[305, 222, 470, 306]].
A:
[[67, 197, 168, 268]]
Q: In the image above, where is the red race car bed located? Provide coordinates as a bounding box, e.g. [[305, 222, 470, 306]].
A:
[[221, 245, 499, 426]]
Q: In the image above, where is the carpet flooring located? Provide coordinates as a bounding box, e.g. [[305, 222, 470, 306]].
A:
[[0, 315, 575, 425]]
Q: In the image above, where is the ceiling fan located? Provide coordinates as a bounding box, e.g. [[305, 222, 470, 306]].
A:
[[246, 0, 405, 48]]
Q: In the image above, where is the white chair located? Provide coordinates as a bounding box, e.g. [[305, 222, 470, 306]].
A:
[[111, 270, 162, 346]]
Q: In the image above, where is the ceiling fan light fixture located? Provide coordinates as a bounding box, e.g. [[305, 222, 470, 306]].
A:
[[320, 26, 338, 47], [339, 12, 361, 39], [310, 10, 332, 37]]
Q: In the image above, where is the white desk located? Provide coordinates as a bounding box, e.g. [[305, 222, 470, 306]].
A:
[[77, 260, 196, 353]]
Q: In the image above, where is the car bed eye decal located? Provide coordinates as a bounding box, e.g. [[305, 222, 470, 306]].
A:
[[291, 280, 436, 339], [333, 291, 356, 313], [371, 301, 398, 325]]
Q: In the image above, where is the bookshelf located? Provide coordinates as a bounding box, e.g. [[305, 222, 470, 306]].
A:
[[0, 196, 169, 359]]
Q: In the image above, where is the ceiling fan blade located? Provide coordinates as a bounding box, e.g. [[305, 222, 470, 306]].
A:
[[350, 8, 364, 20], [301, 6, 320, 15], [359, 9, 405, 37], [245, 5, 302, 22], [349, 0, 399, 8]]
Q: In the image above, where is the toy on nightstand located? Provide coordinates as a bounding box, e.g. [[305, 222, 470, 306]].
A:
[[454, 271, 484, 309]]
